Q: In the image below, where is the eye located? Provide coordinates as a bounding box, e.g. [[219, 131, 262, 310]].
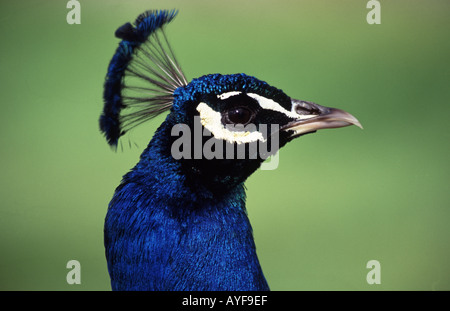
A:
[[226, 107, 253, 125]]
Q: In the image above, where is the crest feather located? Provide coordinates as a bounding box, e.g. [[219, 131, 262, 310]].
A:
[[100, 9, 187, 147]]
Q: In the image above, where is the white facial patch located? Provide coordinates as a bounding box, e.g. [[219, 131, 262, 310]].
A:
[[196, 102, 265, 144], [217, 91, 242, 100], [247, 93, 317, 120]]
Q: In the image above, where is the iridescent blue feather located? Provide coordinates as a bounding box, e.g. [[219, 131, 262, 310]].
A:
[[101, 9, 361, 292], [102, 10, 272, 291]]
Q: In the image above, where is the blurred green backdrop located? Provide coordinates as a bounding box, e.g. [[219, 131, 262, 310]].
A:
[[0, 0, 449, 290]]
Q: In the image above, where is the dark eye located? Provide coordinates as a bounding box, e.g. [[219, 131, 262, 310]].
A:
[[226, 107, 253, 125]]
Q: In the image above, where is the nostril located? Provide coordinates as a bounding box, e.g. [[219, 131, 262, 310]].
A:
[[293, 101, 321, 115], [294, 104, 311, 115]]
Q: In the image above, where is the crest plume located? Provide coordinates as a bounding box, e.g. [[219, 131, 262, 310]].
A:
[[100, 9, 187, 147]]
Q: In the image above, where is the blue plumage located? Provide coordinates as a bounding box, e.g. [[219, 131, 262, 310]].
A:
[[104, 135, 268, 290], [101, 10, 181, 147], [101, 10, 362, 291]]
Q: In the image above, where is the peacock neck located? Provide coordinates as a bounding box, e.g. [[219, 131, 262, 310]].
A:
[[105, 120, 269, 290]]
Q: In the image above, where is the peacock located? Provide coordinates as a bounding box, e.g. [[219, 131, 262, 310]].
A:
[[100, 10, 362, 291]]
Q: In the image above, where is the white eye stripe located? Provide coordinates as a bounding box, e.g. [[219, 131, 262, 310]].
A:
[[196, 102, 265, 144], [247, 93, 316, 120], [216, 92, 316, 120], [217, 91, 242, 100]]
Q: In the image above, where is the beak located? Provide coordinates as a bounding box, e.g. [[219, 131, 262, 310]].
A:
[[281, 99, 363, 137]]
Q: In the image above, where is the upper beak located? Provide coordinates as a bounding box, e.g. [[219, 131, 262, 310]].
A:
[[281, 99, 363, 137]]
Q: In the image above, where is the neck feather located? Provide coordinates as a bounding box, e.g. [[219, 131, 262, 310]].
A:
[[105, 121, 269, 290]]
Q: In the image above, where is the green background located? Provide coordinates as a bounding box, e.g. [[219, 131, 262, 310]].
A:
[[0, 0, 449, 290]]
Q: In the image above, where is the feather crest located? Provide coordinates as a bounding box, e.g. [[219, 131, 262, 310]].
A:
[[100, 9, 187, 147]]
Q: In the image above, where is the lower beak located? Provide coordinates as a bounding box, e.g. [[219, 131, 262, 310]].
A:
[[282, 100, 363, 137]]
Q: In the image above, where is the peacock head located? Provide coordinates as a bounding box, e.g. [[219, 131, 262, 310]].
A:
[[100, 10, 362, 189]]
